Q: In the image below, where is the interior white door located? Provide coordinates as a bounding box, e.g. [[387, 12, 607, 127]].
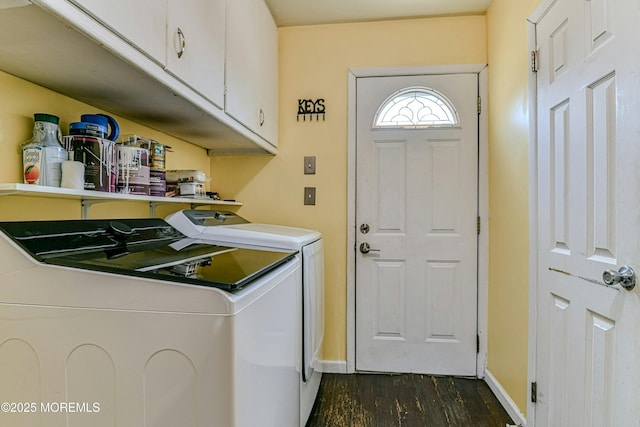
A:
[[355, 74, 479, 375], [533, 0, 640, 425]]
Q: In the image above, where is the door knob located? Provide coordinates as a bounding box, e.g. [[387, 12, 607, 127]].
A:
[[603, 265, 636, 290], [359, 242, 380, 254]]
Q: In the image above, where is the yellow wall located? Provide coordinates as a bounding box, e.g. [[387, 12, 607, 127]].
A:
[[0, 71, 211, 220], [486, 0, 540, 415], [211, 16, 487, 361]]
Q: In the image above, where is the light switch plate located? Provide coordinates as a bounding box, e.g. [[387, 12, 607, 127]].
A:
[[304, 156, 316, 174], [304, 187, 316, 205]]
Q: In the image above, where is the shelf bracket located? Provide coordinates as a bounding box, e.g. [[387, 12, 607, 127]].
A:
[[149, 202, 157, 218], [81, 199, 110, 219], [149, 202, 162, 217]]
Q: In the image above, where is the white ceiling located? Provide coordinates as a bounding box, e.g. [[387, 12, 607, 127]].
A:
[[264, 0, 493, 27]]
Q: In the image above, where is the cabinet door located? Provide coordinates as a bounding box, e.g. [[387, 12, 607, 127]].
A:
[[256, 0, 278, 145], [226, 0, 278, 146], [225, 0, 259, 132], [69, 0, 166, 64], [166, 0, 225, 108]]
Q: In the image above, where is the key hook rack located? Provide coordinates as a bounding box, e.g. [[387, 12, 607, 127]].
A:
[[297, 98, 326, 121]]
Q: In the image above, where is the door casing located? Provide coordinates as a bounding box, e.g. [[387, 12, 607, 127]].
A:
[[345, 64, 489, 377], [527, 7, 542, 425]]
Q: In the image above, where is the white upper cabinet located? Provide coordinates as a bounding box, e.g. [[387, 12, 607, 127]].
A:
[[69, 0, 167, 65], [0, 0, 277, 154], [72, 0, 226, 109], [166, 0, 225, 108], [256, 0, 278, 145], [226, 0, 278, 146], [225, 0, 256, 133]]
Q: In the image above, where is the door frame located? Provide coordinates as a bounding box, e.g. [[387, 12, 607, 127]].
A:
[[345, 64, 489, 377], [526, 1, 560, 424]]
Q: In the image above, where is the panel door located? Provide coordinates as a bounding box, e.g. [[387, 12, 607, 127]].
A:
[[355, 74, 479, 375], [534, 0, 640, 424]]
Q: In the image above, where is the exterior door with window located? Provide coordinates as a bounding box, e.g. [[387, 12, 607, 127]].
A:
[[532, 0, 640, 424], [355, 74, 479, 375]]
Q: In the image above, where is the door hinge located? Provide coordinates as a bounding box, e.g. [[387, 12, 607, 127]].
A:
[[477, 96, 481, 114], [531, 50, 539, 73], [477, 216, 481, 235], [476, 334, 480, 353], [531, 382, 537, 403]]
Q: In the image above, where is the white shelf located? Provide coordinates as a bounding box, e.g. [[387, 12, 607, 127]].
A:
[[0, 183, 242, 218]]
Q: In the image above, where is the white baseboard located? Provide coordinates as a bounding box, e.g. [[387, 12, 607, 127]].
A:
[[318, 359, 348, 374], [484, 369, 527, 427]]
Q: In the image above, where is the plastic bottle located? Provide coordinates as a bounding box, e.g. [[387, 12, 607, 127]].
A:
[[22, 113, 68, 187]]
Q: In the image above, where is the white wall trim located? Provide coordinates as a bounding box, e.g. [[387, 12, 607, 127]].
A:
[[346, 69, 357, 374], [477, 65, 490, 378], [346, 64, 489, 377], [527, 0, 558, 24], [319, 360, 348, 374], [350, 63, 487, 77], [526, 2, 548, 423], [484, 369, 527, 427]]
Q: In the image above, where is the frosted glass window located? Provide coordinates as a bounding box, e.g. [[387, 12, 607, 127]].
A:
[[373, 87, 459, 129]]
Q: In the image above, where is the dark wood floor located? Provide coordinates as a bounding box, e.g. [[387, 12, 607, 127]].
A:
[[306, 373, 514, 427]]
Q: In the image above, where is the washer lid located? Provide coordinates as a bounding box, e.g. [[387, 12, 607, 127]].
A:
[[0, 218, 297, 291], [201, 223, 321, 250], [166, 210, 321, 250]]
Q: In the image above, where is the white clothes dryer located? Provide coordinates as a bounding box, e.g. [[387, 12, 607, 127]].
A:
[[166, 210, 324, 426]]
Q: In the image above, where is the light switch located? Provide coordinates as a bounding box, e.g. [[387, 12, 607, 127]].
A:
[[304, 187, 316, 205], [304, 156, 316, 174]]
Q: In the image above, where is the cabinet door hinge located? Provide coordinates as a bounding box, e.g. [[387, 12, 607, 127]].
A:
[[531, 50, 539, 73], [477, 216, 481, 235], [531, 382, 538, 403], [477, 96, 481, 114]]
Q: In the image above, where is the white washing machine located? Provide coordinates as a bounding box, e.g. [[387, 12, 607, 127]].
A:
[[0, 218, 301, 427], [166, 210, 324, 426]]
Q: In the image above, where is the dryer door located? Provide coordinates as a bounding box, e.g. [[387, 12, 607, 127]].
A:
[[302, 239, 324, 381]]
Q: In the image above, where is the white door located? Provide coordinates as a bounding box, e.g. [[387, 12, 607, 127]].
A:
[[355, 74, 479, 375], [533, 0, 640, 425]]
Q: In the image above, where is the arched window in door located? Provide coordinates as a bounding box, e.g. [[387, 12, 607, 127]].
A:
[[373, 86, 459, 129]]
